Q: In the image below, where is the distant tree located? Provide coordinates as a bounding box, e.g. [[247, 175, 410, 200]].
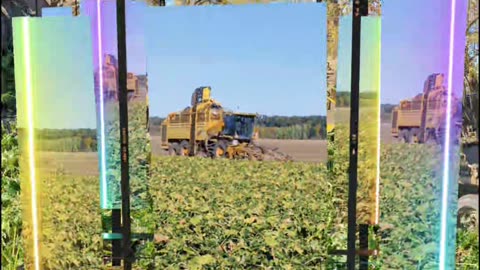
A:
[[149, 117, 165, 126], [82, 136, 94, 151], [463, 0, 479, 135], [1, 42, 15, 119], [308, 124, 317, 139]]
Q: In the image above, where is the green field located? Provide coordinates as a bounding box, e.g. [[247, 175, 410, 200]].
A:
[[2, 120, 478, 269]]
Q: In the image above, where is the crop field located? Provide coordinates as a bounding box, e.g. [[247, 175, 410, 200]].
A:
[[334, 107, 396, 144], [2, 117, 478, 269], [36, 152, 99, 176]]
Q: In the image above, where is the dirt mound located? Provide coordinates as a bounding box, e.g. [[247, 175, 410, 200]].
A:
[[245, 143, 293, 162]]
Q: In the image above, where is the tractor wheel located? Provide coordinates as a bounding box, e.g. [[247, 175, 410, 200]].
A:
[[458, 194, 478, 230], [212, 141, 227, 158], [168, 142, 180, 156], [179, 140, 190, 156]]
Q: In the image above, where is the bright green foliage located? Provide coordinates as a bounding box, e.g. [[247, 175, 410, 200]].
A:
[[456, 230, 480, 269], [1, 124, 24, 270], [145, 157, 344, 268], [38, 174, 103, 269], [102, 102, 151, 210], [1, 122, 478, 269], [376, 143, 444, 268]]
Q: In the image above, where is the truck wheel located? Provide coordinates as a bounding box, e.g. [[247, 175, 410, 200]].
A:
[[458, 194, 478, 230], [196, 150, 208, 158], [424, 129, 436, 144], [168, 142, 180, 156], [212, 141, 227, 158], [399, 129, 411, 143], [411, 128, 420, 143], [179, 140, 190, 156], [436, 126, 445, 145]]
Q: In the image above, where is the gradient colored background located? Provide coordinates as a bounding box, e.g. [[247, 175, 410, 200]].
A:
[[13, 16, 98, 269], [14, 17, 96, 130], [80, 0, 150, 211], [334, 15, 381, 227]]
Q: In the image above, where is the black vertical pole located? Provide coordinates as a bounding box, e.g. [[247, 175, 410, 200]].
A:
[[111, 210, 122, 266], [347, 0, 366, 269], [116, 0, 132, 269], [359, 224, 369, 269]]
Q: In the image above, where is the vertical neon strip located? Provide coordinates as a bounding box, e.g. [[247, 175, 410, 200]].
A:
[[439, 0, 456, 268], [96, 0, 108, 208], [23, 18, 41, 270], [375, 20, 381, 225]]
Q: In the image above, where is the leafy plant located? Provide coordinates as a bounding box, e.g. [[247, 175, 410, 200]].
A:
[[1, 123, 24, 270], [1, 107, 478, 269]]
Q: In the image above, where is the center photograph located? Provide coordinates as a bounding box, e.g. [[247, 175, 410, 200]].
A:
[[142, 3, 340, 268], [147, 4, 328, 163]]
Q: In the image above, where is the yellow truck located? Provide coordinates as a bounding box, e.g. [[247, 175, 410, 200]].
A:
[[95, 54, 140, 101], [159, 87, 291, 161], [391, 73, 462, 144]]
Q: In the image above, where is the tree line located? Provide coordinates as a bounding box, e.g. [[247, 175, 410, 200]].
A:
[[255, 115, 326, 140], [335, 91, 380, 107], [33, 129, 98, 152]]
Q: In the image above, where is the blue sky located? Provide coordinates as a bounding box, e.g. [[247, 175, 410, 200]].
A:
[[42, 6, 72, 17], [336, 16, 381, 95], [53, 0, 468, 112], [79, 0, 148, 73], [336, 0, 467, 105], [379, 0, 466, 104], [145, 3, 327, 117], [13, 17, 96, 129]]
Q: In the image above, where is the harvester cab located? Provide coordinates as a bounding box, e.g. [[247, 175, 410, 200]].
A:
[[192, 86, 211, 106], [222, 113, 256, 142]]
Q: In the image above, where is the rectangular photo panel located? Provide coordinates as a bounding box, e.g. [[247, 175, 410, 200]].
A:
[[80, 0, 152, 241], [328, 11, 382, 264], [80, 0, 122, 212], [167, 0, 316, 7], [379, 0, 468, 268], [12, 16, 102, 268], [456, 0, 479, 267], [144, 3, 334, 268], [123, 0, 152, 231]]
